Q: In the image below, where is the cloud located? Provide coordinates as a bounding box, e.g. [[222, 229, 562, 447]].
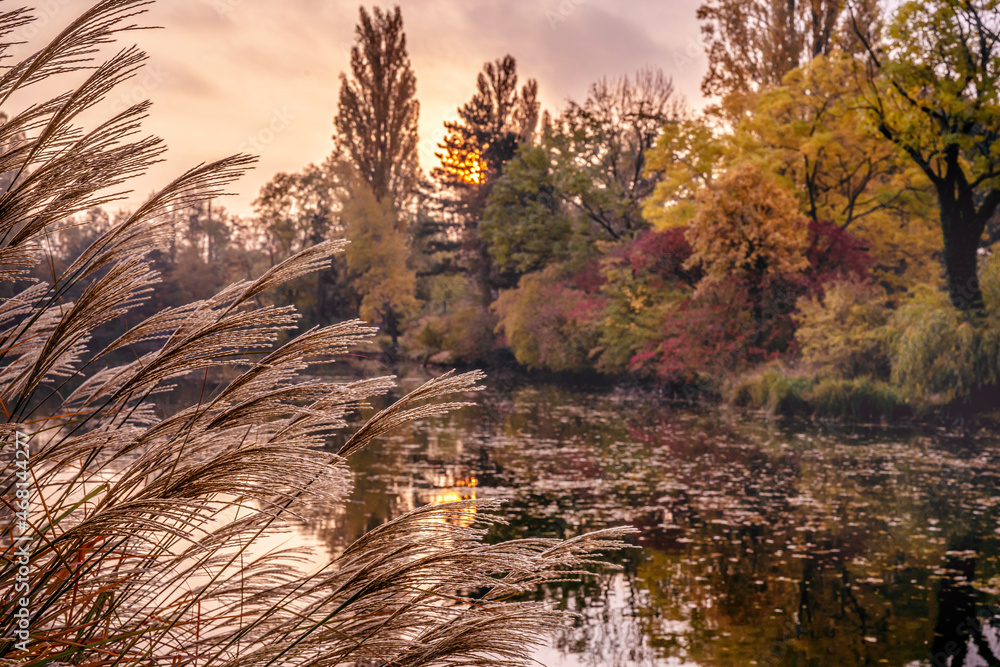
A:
[[10, 0, 708, 216]]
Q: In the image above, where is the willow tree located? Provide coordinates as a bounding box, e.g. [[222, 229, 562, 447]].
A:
[[333, 5, 419, 211], [854, 0, 1000, 312], [0, 2, 630, 664]]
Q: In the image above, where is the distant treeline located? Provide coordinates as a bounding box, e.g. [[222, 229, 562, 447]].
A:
[[17, 0, 1000, 419]]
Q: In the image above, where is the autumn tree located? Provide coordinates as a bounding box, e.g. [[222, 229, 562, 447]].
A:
[[434, 55, 539, 189], [686, 163, 810, 329], [491, 264, 603, 372], [643, 52, 942, 293], [697, 0, 881, 110], [480, 143, 575, 281], [333, 5, 419, 211], [553, 68, 680, 240], [642, 115, 727, 228], [161, 198, 236, 306], [481, 69, 679, 282], [254, 163, 342, 261], [738, 55, 913, 227], [735, 53, 941, 291], [252, 161, 355, 325], [342, 178, 418, 348], [854, 0, 1000, 312]]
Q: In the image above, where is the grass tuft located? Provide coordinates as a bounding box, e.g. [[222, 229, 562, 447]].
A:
[[730, 370, 910, 422]]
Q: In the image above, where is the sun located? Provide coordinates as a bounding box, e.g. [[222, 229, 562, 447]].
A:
[[434, 131, 489, 186], [437, 147, 487, 185]]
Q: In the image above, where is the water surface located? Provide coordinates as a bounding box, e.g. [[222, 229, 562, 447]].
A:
[[301, 375, 1000, 666]]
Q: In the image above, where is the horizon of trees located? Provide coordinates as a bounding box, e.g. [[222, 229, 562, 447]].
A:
[[23, 0, 1000, 413]]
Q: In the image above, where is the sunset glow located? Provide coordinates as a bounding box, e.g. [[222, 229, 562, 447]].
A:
[[26, 1, 705, 216]]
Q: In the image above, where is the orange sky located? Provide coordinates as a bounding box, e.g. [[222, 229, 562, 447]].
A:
[[13, 0, 709, 216]]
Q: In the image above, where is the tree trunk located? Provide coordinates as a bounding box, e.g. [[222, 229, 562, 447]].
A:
[[385, 306, 400, 352], [475, 235, 493, 311], [940, 202, 986, 313]]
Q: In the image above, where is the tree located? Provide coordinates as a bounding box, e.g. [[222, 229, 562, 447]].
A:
[[697, 0, 881, 107], [434, 55, 539, 188], [492, 264, 604, 372], [433, 55, 539, 306], [642, 115, 727, 228], [254, 162, 342, 262], [644, 53, 942, 294], [480, 143, 576, 280], [854, 0, 1000, 312], [481, 69, 680, 282], [333, 5, 420, 211], [251, 161, 356, 325], [734, 53, 942, 292], [552, 68, 680, 240], [162, 198, 236, 306], [685, 163, 810, 328], [595, 227, 698, 375], [342, 178, 418, 349], [738, 54, 922, 228]]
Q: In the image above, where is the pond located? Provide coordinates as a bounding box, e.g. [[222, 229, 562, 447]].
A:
[[110, 367, 996, 666], [290, 372, 1000, 667]]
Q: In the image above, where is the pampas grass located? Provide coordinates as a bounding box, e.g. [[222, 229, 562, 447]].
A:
[[0, 3, 633, 664]]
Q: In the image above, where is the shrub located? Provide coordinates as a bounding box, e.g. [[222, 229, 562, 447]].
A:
[[795, 278, 893, 380], [888, 248, 1000, 405], [622, 220, 869, 384], [594, 228, 694, 375], [493, 265, 605, 372], [810, 378, 911, 421], [0, 4, 631, 664], [730, 369, 813, 416], [629, 276, 804, 383], [406, 274, 506, 364], [731, 372, 910, 421], [889, 285, 1000, 404]]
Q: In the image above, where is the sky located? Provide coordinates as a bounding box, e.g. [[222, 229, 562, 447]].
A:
[[11, 0, 710, 216]]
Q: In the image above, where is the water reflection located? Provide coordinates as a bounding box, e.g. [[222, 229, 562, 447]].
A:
[[294, 378, 1000, 665]]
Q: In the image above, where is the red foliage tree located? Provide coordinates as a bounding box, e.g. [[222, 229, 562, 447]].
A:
[[630, 220, 870, 384]]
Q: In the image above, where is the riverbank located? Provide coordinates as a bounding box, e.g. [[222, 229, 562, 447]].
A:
[[401, 354, 1000, 430]]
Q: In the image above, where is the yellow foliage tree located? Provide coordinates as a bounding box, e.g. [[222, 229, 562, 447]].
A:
[[686, 163, 809, 328], [735, 53, 942, 292], [643, 55, 943, 293], [856, 0, 1000, 312], [642, 116, 727, 229], [342, 180, 417, 348]]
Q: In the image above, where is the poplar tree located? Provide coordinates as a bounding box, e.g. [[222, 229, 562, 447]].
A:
[[333, 5, 420, 212]]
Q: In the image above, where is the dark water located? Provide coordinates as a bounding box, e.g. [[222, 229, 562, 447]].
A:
[[257, 373, 997, 666], [299, 376, 1000, 666]]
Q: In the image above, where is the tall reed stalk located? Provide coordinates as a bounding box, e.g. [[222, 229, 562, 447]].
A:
[[0, 2, 632, 664]]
